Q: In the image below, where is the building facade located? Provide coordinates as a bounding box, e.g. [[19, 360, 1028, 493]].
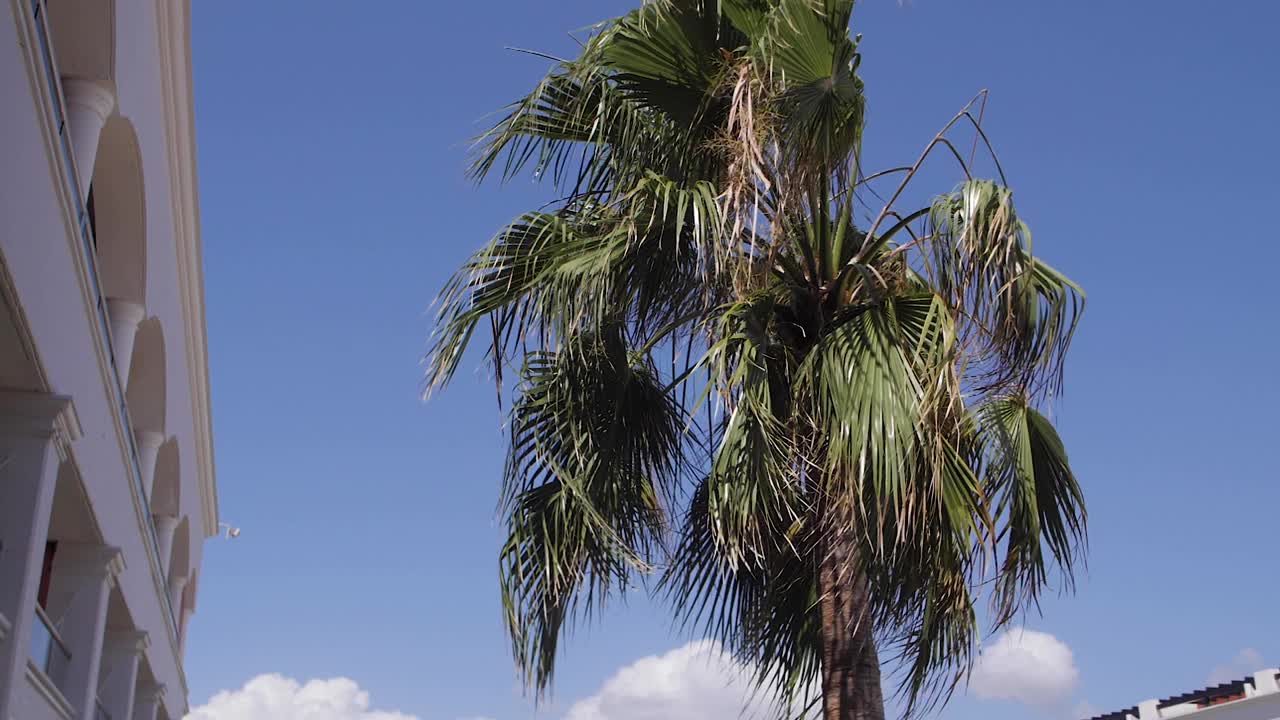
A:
[[1088, 670, 1280, 720], [0, 1, 215, 719]]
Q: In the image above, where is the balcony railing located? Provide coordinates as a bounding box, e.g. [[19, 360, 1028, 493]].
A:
[[96, 696, 112, 720], [29, 605, 70, 690], [22, 0, 180, 636]]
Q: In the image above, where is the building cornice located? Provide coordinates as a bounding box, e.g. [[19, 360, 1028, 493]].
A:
[[155, 0, 218, 542], [105, 629, 151, 657]]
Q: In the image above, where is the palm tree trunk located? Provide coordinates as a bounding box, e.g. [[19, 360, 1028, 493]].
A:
[[817, 524, 885, 720]]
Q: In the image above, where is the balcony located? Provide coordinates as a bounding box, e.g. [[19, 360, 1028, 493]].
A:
[[24, 605, 74, 720]]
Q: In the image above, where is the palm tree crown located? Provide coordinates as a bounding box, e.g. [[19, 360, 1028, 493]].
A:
[[426, 1, 1087, 718]]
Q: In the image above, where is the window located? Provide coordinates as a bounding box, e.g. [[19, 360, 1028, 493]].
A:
[[37, 540, 56, 608], [86, 183, 97, 248]]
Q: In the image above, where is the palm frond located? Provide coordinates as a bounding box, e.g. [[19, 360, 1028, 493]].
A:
[[500, 327, 684, 694], [425, 205, 627, 390], [702, 293, 805, 567], [799, 293, 953, 520], [664, 475, 823, 718], [604, 0, 738, 128], [758, 0, 864, 177], [979, 394, 1086, 624], [471, 24, 716, 196], [928, 180, 1085, 397]]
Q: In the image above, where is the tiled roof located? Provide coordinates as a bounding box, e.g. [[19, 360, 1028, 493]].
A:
[[1083, 673, 1272, 720], [1159, 678, 1252, 709], [1085, 704, 1139, 720]]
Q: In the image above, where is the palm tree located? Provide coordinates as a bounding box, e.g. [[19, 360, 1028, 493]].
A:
[[425, 1, 1087, 718]]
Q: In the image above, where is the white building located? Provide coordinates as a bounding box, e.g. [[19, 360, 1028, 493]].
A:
[[0, 1, 216, 719], [1087, 670, 1280, 720]]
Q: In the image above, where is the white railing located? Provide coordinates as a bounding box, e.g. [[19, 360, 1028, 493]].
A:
[[23, 0, 181, 638], [29, 605, 70, 691]]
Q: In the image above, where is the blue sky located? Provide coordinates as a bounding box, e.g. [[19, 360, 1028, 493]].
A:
[[185, 2, 1280, 719]]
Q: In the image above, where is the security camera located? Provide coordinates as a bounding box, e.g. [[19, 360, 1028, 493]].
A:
[[218, 523, 242, 539]]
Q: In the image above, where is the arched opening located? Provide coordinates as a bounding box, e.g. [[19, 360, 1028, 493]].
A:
[[91, 117, 149, 384], [90, 117, 146, 305], [126, 318, 166, 436], [180, 570, 199, 650], [183, 572, 199, 614], [167, 518, 189, 585], [166, 518, 191, 624], [150, 440, 182, 582], [150, 439, 180, 516]]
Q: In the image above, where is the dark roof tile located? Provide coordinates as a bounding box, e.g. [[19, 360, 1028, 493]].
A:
[[1081, 673, 1268, 720]]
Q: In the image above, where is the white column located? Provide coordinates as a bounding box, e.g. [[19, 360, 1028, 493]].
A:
[[46, 544, 122, 720], [180, 605, 194, 656], [167, 575, 187, 624], [98, 630, 148, 720], [131, 682, 165, 720], [107, 299, 147, 380], [0, 392, 76, 720], [60, 78, 116, 197], [134, 429, 164, 501], [154, 515, 179, 572]]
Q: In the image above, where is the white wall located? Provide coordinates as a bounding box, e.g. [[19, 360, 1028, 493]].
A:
[[0, 1, 212, 717]]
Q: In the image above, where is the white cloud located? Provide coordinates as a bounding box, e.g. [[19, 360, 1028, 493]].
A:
[[1208, 648, 1266, 685], [562, 641, 775, 720], [969, 628, 1079, 707], [185, 674, 419, 720]]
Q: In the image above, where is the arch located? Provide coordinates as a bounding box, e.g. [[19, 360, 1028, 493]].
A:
[[150, 439, 180, 517], [91, 116, 147, 305], [126, 318, 166, 434], [183, 571, 199, 612], [47, 0, 116, 86], [167, 517, 191, 587]]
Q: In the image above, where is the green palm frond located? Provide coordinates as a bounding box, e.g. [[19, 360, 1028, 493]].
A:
[[501, 327, 684, 694], [426, 205, 627, 389], [799, 293, 953, 512], [664, 475, 823, 718], [979, 394, 1087, 622], [722, 0, 774, 40], [605, 1, 723, 120], [702, 293, 804, 567], [470, 59, 671, 194], [427, 185, 720, 390], [759, 0, 863, 174], [929, 180, 1085, 396], [625, 171, 728, 283]]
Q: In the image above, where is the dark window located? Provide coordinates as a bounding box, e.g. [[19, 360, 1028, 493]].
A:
[[85, 184, 97, 248], [37, 541, 56, 608]]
